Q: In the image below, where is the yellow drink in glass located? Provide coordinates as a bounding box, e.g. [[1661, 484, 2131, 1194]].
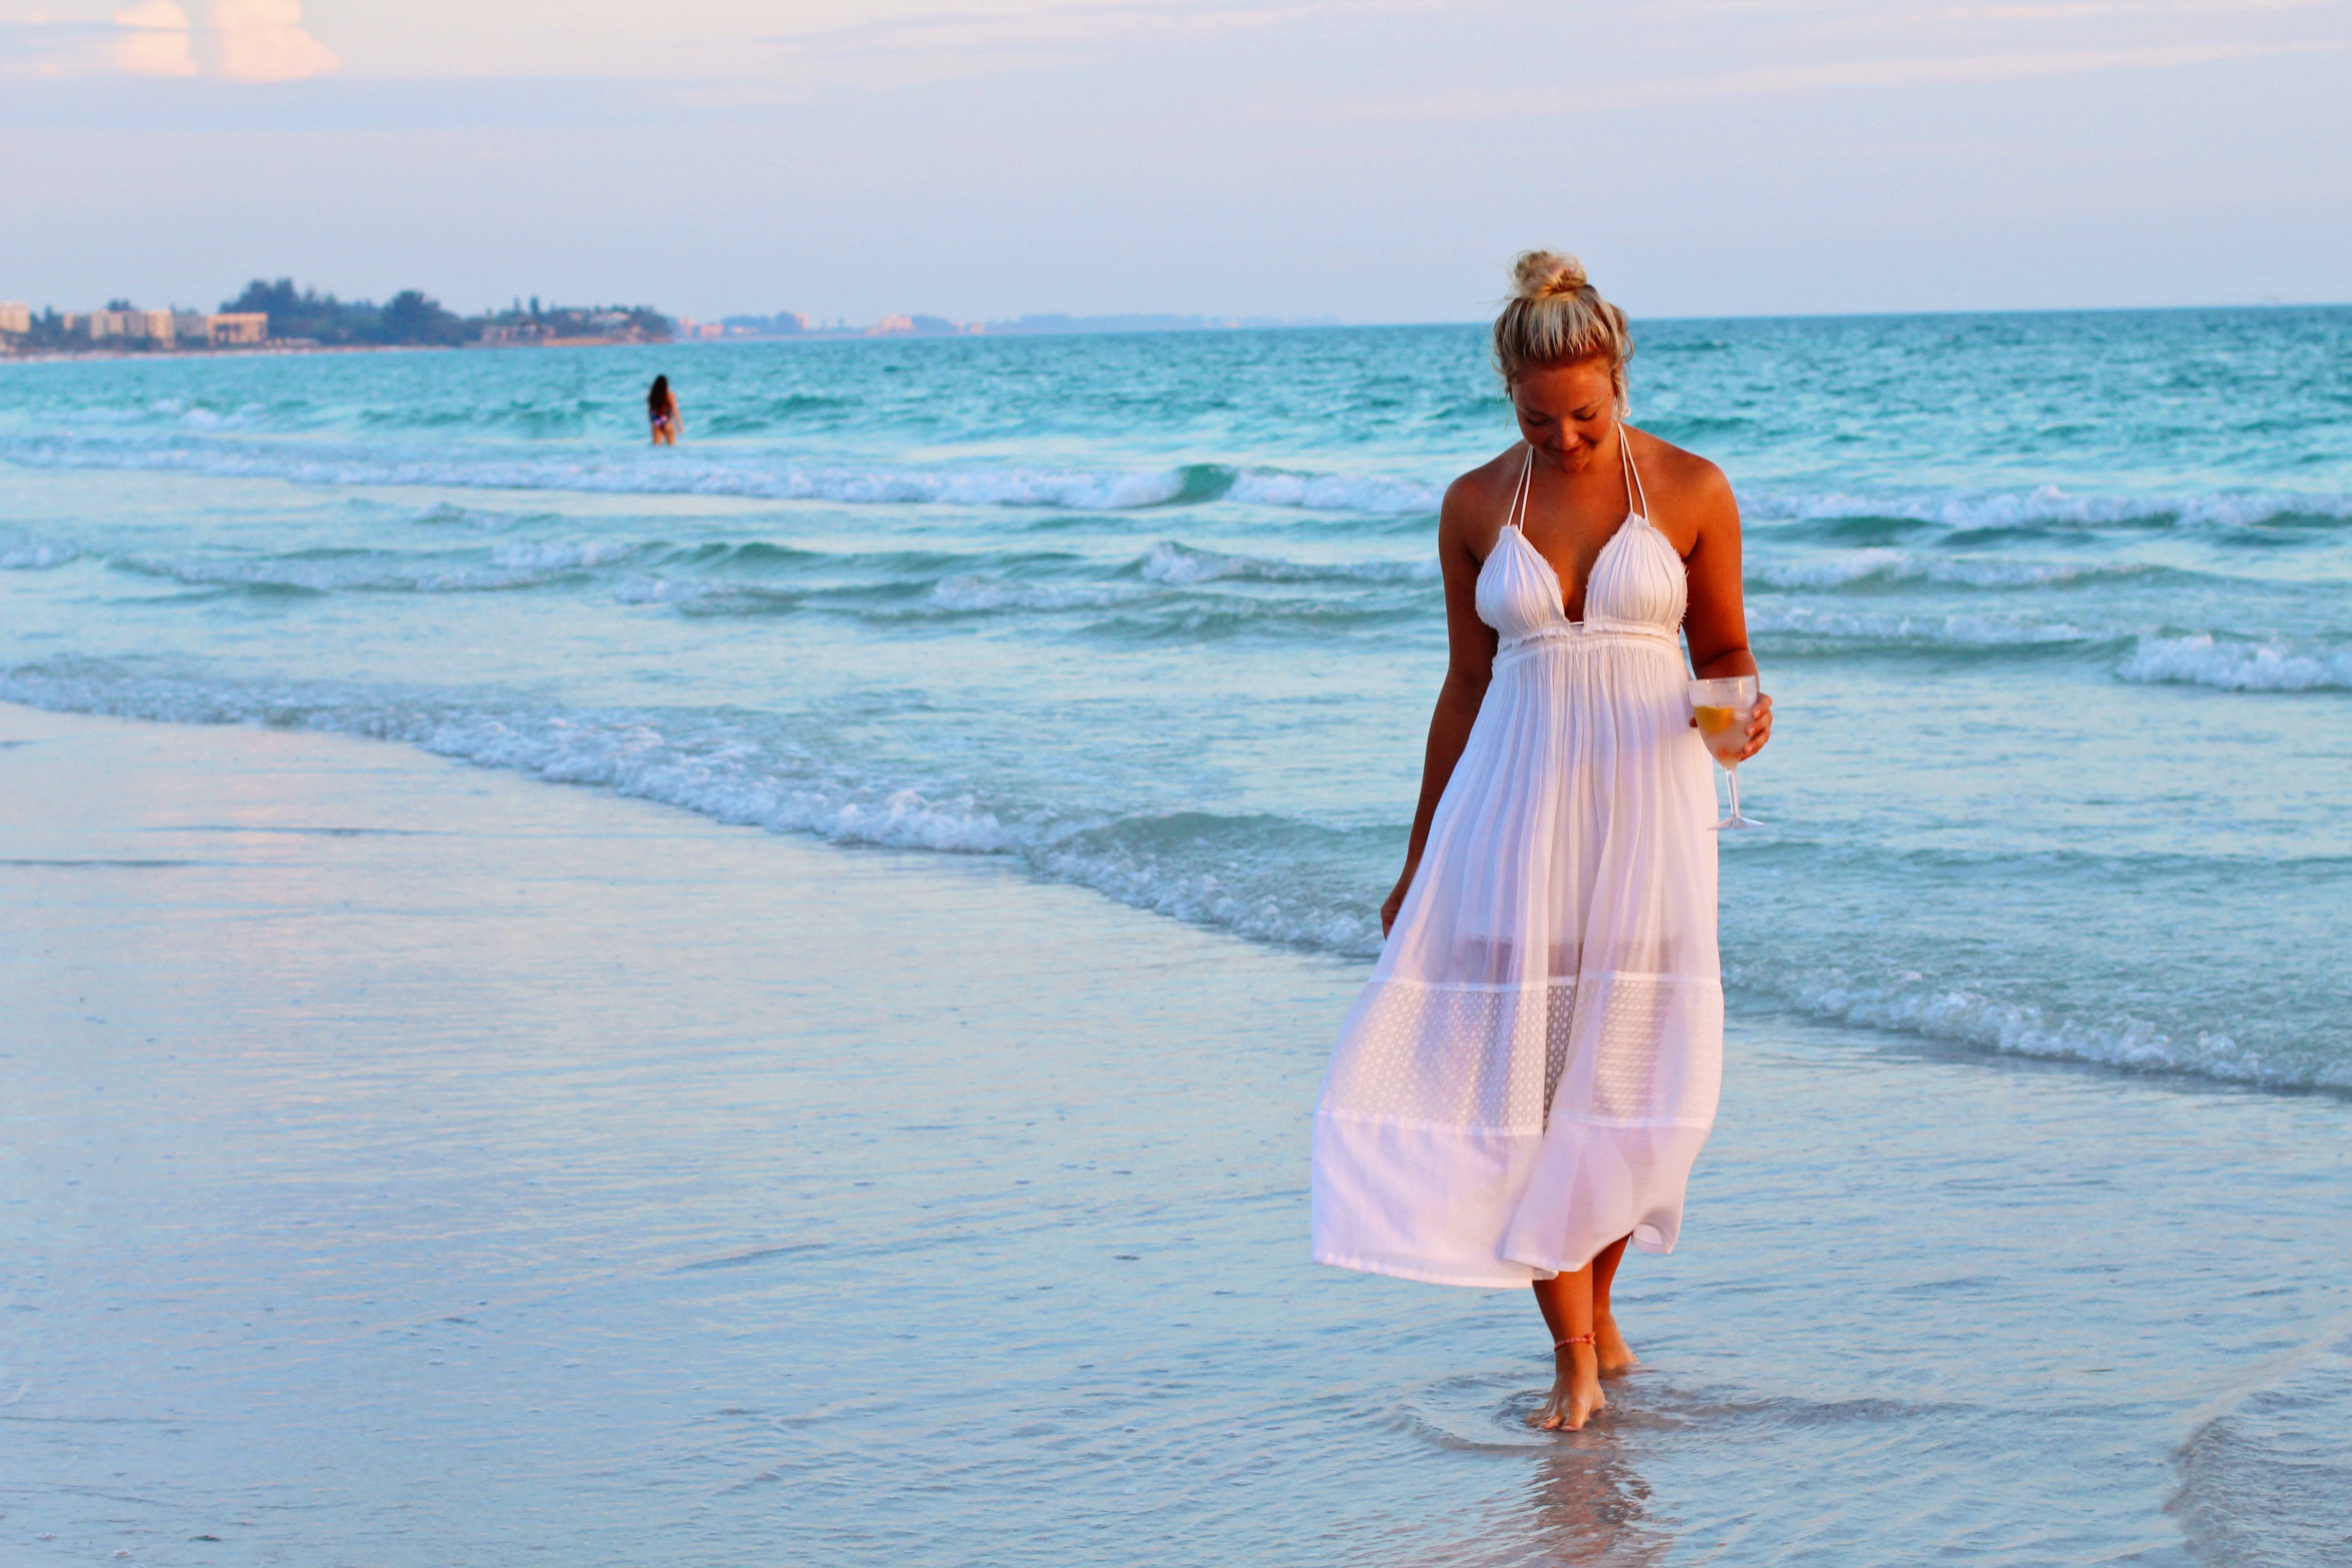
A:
[[1687, 676, 1762, 829]]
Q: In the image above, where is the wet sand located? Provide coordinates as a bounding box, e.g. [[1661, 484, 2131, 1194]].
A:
[[3, 703, 2346, 1566]]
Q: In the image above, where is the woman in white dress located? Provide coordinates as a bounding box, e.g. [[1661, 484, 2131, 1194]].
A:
[[1312, 251, 1772, 1432]]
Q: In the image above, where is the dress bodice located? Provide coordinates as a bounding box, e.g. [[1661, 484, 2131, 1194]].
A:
[[1475, 516, 1687, 647], [1473, 438, 1687, 652]]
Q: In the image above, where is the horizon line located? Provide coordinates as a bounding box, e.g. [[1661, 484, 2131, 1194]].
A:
[[688, 298, 2352, 337]]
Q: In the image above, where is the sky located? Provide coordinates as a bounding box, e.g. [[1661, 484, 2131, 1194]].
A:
[[1, 0, 2347, 323]]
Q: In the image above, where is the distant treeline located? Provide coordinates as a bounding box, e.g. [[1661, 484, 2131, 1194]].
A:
[[1, 281, 676, 353], [224, 280, 674, 346], [4, 285, 1336, 353]]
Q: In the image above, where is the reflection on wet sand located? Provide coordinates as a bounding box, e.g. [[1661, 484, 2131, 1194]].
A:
[[1387, 1375, 1674, 1568], [1513, 1435, 1673, 1567]]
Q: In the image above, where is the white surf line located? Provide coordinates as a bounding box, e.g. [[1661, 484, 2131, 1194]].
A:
[[2172, 1303, 2352, 1436]]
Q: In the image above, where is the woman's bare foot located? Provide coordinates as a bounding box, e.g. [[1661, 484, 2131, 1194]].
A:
[[1530, 1341, 1606, 1431], [1595, 1311, 1639, 1378]]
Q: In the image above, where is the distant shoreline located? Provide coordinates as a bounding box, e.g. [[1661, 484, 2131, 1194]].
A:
[[5, 299, 2344, 368], [0, 338, 657, 366]]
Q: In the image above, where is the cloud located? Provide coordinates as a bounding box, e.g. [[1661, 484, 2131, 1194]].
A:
[[707, 0, 1455, 95], [211, 0, 335, 82], [1305, 38, 2347, 121], [112, 0, 196, 76], [1951, 1, 2342, 17]]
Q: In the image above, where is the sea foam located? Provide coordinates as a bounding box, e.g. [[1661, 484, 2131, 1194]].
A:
[[2116, 633, 2352, 692], [13, 430, 2347, 534], [1748, 550, 2156, 591], [1759, 966, 2345, 1089], [1744, 604, 2105, 648], [114, 541, 652, 594], [8, 662, 2344, 1089], [1138, 540, 1437, 586], [1744, 483, 2352, 531], [6, 439, 1434, 517]]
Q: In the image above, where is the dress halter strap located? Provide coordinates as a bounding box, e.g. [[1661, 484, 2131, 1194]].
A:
[[1506, 444, 1535, 532], [1510, 436, 1645, 531], [1617, 426, 1649, 521]]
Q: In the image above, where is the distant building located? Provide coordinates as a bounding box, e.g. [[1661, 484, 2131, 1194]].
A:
[[718, 312, 808, 338], [870, 314, 961, 337], [0, 302, 29, 335], [83, 308, 176, 343], [206, 313, 268, 346], [478, 322, 555, 346]]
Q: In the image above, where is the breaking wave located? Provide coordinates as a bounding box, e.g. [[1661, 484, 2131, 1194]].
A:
[[1744, 483, 2352, 531], [7, 661, 2342, 1089], [11, 430, 2347, 537], [1746, 603, 2108, 650], [113, 540, 653, 594], [1758, 965, 2345, 1089], [2116, 633, 2352, 692], [1, 437, 1446, 517], [1138, 540, 1436, 585], [1747, 549, 2161, 591], [0, 664, 1394, 951]]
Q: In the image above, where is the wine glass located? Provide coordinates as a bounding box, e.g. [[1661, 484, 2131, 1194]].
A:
[[1689, 676, 1762, 830]]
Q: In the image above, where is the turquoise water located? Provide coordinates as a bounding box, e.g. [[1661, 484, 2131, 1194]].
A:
[[5, 312, 2350, 1088], [4, 312, 2352, 1566]]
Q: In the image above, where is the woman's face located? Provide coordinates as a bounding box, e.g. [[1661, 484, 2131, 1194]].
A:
[[1509, 358, 1618, 472]]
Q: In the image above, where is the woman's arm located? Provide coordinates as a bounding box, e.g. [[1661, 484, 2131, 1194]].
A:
[[1680, 461, 1773, 763], [1382, 484, 1500, 936]]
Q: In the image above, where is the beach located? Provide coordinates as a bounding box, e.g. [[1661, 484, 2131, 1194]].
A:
[[5, 701, 2347, 1566], [4, 312, 2350, 1563]]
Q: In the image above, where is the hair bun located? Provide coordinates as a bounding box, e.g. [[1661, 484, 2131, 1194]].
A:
[[1512, 250, 1588, 301], [1492, 247, 1631, 409]]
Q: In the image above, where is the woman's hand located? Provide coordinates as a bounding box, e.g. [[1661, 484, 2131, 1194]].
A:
[[1735, 691, 1772, 763], [1690, 690, 1772, 763], [1381, 870, 1415, 937]]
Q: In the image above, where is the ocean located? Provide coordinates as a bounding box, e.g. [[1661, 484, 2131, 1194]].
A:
[[5, 311, 2348, 1088], [3, 311, 2350, 1565]]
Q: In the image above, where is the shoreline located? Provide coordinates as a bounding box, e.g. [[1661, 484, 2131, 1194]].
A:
[[4, 700, 2347, 1563], [4, 661, 2337, 1103]]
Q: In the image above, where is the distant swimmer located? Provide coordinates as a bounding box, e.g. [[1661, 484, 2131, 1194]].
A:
[[648, 375, 680, 446]]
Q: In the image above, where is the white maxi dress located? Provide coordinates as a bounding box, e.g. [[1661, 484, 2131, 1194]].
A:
[[1312, 439, 1723, 1287]]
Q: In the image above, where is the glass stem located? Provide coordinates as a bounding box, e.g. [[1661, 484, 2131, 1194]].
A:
[[1726, 766, 1741, 823]]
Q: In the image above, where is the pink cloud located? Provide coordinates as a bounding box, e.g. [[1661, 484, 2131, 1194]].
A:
[[113, 0, 199, 77], [212, 0, 338, 82]]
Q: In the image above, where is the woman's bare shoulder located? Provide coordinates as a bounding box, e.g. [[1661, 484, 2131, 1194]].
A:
[[1441, 446, 1526, 551], [1627, 426, 1731, 499], [1627, 426, 1736, 540]]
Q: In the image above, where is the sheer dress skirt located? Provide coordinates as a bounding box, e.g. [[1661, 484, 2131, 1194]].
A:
[[1311, 628, 1723, 1288]]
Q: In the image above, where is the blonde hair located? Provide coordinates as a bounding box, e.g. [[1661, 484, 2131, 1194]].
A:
[[1493, 250, 1632, 412]]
